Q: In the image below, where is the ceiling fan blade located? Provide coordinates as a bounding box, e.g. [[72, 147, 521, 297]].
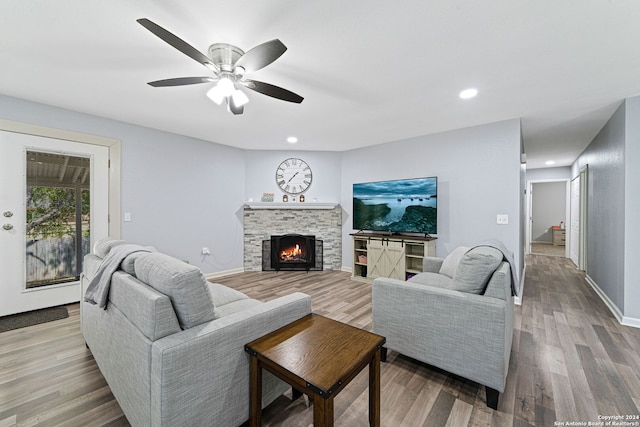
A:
[[148, 77, 216, 87], [137, 18, 218, 73], [227, 97, 244, 115], [234, 39, 287, 73], [242, 79, 303, 104]]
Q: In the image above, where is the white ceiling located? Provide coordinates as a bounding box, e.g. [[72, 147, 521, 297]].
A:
[[2, 1, 639, 169]]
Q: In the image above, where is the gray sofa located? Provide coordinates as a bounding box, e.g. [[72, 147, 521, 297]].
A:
[[81, 239, 312, 427], [371, 245, 515, 409]]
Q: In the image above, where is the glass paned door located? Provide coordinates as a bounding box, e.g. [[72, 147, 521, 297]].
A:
[[1, 130, 109, 317], [25, 151, 91, 288]]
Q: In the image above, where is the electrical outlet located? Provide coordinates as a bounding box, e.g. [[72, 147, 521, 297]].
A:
[[201, 247, 211, 256], [497, 214, 509, 225]]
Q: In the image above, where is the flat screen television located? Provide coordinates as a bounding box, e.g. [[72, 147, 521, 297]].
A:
[[353, 176, 437, 235]]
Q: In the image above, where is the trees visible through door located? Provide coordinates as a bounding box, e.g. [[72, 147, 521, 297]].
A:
[[26, 151, 90, 288]]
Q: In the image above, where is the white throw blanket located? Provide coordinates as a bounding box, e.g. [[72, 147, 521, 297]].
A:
[[84, 244, 153, 308]]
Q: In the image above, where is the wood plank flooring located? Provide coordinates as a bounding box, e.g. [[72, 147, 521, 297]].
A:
[[1, 254, 639, 426]]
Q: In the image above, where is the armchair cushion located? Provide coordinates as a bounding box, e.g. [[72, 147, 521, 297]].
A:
[[408, 271, 452, 289], [451, 246, 503, 294], [439, 246, 470, 278]]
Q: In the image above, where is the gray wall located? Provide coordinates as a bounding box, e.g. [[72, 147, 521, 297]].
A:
[[0, 95, 246, 274], [572, 101, 626, 313], [340, 119, 524, 292], [624, 96, 640, 320], [244, 150, 342, 203], [531, 181, 566, 242], [527, 166, 572, 181], [1, 95, 525, 294]]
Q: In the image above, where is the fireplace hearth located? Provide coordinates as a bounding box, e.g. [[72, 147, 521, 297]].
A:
[[263, 234, 323, 271]]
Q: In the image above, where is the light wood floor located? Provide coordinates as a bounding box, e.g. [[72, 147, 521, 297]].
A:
[[530, 243, 566, 258], [1, 254, 639, 426]]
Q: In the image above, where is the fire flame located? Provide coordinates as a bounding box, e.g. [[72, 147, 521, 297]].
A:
[[280, 244, 303, 261]]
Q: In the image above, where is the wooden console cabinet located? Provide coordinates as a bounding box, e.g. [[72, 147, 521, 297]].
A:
[[351, 233, 436, 282]]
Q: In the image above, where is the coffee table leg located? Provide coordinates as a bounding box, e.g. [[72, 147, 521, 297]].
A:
[[249, 356, 262, 427], [369, 348, 381, 427], [313, 394, 334, 427]]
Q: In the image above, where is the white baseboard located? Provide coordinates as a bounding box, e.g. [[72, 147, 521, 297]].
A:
[[205, 268, 244, 280], [585, 274, 640, 329], [341, 266, 352, 274], [621, 315, 640, 328]]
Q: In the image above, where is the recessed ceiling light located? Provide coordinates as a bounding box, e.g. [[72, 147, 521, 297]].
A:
[[287, 136, 298, 144], [459, 88, 478, 99], [545, 160, 556, 165]]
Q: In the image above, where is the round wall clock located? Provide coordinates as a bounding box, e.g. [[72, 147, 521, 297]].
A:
[[276, 158, 312, 194]]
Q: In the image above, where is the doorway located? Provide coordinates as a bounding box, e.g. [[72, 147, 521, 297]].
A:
[[528, 180, 569, 257], [0, 124, 119, 317]]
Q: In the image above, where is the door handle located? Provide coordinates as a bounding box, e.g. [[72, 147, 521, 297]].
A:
[[3, 224, 13, 230], [3, 211, 13, 217]]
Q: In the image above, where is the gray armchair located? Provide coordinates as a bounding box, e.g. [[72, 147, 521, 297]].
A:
[[371, 245, 514, 409]]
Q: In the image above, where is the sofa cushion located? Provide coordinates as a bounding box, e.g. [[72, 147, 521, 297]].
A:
[[213, 298, 263, 318], [451, 246, 503, 294], [206, 282, 249, 307], [93, 237, 127, 258], [121, 248, 156, 276], [439, 246, 470, 278], [134, 253, 215, 329]]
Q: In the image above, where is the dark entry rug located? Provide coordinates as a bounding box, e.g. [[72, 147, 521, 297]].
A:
[[0, 306, 69, 333]]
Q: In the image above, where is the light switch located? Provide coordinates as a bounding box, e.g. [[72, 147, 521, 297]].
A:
[[497, 214, 508, 225], [124, 212, 131, 222]]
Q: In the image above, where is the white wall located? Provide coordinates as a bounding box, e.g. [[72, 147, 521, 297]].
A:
[[340, 119, 523, 282]]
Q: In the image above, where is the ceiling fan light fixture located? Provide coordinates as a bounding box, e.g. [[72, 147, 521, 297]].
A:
[[232, 89, 249, 107], [206, 85, 225, 105], [217, 76, 235, 97]]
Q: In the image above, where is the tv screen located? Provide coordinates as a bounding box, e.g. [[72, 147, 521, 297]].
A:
[[353, 177, 437, 235]]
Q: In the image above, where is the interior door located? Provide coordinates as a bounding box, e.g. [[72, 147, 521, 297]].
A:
[[0, 131, 109, 316], [570, 175, 580, 267]]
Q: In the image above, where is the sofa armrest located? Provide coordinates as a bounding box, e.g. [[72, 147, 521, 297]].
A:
[[422, 256, 444, 273], [372, 278, 513, 392], [150, 292, 312, 427]]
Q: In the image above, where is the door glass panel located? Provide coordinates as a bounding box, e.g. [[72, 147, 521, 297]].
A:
[[25, 150, 90, 289]]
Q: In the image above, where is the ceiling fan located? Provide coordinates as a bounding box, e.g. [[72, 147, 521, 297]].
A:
[[137, 18, 304, 115]]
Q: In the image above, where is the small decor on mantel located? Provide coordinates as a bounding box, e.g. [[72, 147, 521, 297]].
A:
[[261, 193, 274, 202], [299, 194, 305, 202], [282, 194, 288, 202]]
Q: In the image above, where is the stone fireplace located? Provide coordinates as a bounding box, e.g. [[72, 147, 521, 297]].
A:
[[243, 203, 341, 271]]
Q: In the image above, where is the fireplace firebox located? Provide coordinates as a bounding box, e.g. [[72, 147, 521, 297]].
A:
[[263, 234, 323, 271]]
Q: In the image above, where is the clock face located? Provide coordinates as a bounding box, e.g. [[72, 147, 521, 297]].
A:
[[276, 158, 312, 194]]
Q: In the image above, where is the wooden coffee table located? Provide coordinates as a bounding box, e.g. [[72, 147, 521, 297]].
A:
[[245, 313, 386, 427]]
